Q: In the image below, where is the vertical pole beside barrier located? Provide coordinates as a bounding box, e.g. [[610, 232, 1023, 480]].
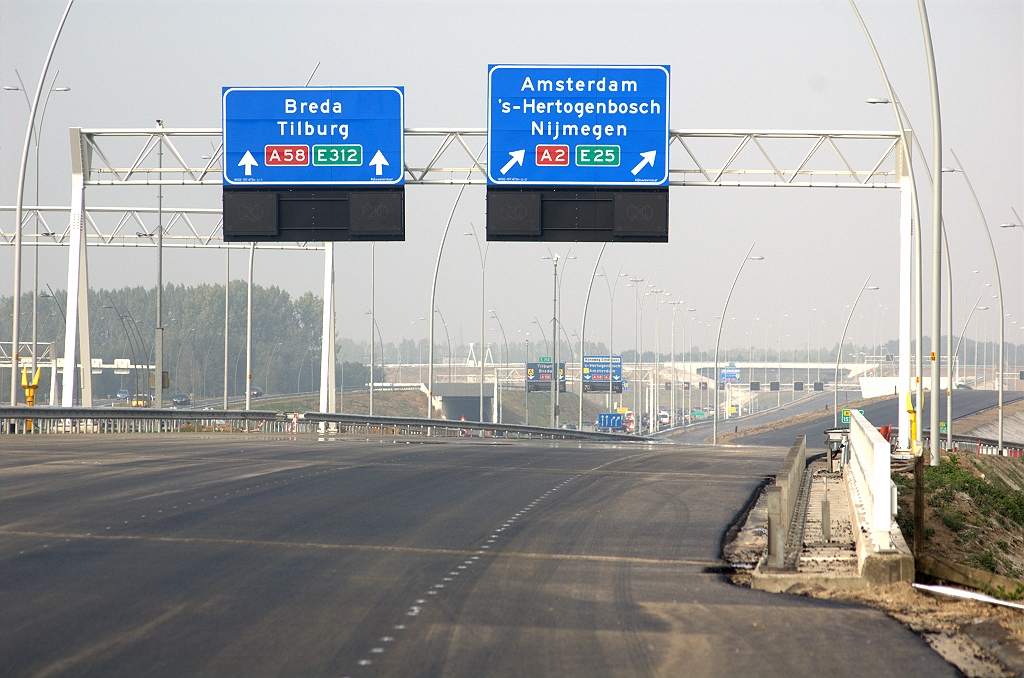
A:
[[767, 486, 783, 568]]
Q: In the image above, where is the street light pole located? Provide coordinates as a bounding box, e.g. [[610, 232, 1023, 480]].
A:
[[5, 72, 70, 382], [490, 310, 508, 424], [1001, 213, 1023, 393], [649, 288, 665, 425], [427, 152, 482, 422], [9, 0, 74, 406], [548, 253, 561, 428], [155, 120, 165, 409], [579, 244, 607, 430], [953, 298, 986, 385], [853, 0, 924, 456], [916, 0, 945, 466], [948, 151, 1005, 452], [668, 301, 683, 426], [713, 244, 763, 445], [374, 241, 378, 417], [835, 278, 879, 427], [466, 223, 489, 422], [598, 268, 627, 412]]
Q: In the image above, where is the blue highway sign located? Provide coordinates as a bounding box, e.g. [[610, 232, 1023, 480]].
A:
[[598, 413, 624, 429], [487, 65, 669, 186], [223, 87, 404, 186], [720, 367, 742, 383], [582, 355, 623, 392]]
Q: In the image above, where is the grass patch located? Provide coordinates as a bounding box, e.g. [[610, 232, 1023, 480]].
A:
[[924, 455, 1024, 527], [972, 550, 999, 574]]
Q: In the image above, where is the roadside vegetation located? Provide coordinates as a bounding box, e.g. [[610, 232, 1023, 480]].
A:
[[893, 454, 1024, 594]]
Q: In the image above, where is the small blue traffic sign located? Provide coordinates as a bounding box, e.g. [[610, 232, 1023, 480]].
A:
[[223, 87, 404, 186], [487, 65, 670, 186], [598, 413, 624, 429]]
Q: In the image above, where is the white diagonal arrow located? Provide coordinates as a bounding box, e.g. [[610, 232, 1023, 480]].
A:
[[500, 149, 525, 175], [238, 150, 258, 176], [631, 150, 656, 176], [369, 150, 389, 176]]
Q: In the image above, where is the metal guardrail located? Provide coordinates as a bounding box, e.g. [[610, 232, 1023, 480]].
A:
[[0, 406, 651, 442], [944, 432, 1024, 458], [301, 412, 649, 442], [1, 406, 287, 435]]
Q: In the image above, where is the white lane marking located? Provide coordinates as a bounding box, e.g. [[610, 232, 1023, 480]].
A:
[[371, 647, 384, 653]]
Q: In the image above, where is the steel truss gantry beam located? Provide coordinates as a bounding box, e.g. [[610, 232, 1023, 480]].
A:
[[3, 127, 908, 428]]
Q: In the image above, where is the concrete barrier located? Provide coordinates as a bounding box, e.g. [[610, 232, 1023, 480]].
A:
[[766, 435, 806, 569], [847, 410, 893, 550]]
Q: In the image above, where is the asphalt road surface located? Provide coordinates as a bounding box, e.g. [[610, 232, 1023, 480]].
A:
[[734, 389, 1024, 449], [666, 392, 834, 444], [2, 435, 957, 677]]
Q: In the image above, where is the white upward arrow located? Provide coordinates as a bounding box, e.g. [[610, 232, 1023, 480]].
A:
[[238, 150, 258, 176], [500, 149, 525, 175], [369, 150, 389, 176], [631, 150, 656, 176]]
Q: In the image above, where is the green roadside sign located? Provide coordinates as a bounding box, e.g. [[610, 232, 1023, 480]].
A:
[[841, 408, 865, 424], [539, 356, 552, 363]]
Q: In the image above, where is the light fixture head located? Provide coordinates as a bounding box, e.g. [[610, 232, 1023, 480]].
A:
[[866, 97, 890, 105]]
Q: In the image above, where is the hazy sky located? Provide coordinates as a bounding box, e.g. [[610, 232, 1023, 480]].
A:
[[2, 0, 1021, 356]]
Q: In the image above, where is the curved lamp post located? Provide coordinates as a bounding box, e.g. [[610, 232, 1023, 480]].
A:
[[427, 146, 485, 422], [713, 244, 762, 445], [946, 151, 1006, 452], [834, 278, 879, 428], [9, 0, 74, 405], [490, 310, 508, 423], [578, 243, 607, 430], [953, 298, 986, 384], [465, 223, 489, 422], [852, 0, 925, 457]]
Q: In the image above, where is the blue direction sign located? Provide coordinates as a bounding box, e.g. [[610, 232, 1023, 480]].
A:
[[720, 367, 742, 383], [598, 413, 624, 430], [582, 355, 623, 392], [222, 87, 404, 186], [487, 65, 669, 186]]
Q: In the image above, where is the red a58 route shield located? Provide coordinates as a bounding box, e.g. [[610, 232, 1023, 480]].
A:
[[265, 145, 309, 166]]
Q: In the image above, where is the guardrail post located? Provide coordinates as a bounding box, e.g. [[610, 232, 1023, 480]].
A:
[[767, 486, 784, 568]]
